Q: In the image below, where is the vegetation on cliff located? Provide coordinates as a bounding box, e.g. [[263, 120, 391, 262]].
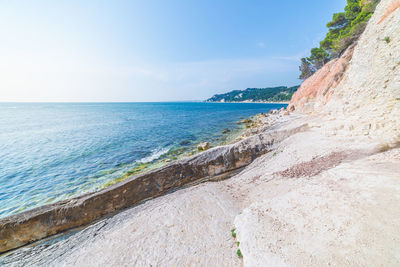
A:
[[299, 0, 379, 80], [206, 86, 300, 102]]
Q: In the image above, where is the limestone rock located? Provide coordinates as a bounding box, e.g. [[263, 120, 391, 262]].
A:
[[197, 142, 211, 151]]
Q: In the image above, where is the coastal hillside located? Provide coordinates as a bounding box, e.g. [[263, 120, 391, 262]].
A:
[[206, 86, 299, 102]]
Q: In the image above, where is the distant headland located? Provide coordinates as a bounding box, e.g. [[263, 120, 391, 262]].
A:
[[206, 86, 299, 103]]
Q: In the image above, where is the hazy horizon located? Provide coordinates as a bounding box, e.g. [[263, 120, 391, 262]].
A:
[[1, 0, 346, 102]]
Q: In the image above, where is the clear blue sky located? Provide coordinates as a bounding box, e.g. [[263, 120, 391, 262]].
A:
[[0, 0, 346, 102]]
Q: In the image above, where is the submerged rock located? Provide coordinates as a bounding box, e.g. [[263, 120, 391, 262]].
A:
[[222, 128, 231, 134], [180, 140, 191, 146]]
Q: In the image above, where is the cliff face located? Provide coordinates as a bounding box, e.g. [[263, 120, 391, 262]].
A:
[[289, 0, 400, 144], [288, 45, 355, 113]]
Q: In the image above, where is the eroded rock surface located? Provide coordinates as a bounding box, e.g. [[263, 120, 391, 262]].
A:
[[234, 147, 400, 267]]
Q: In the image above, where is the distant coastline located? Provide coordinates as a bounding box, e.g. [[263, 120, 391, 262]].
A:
[[206, 86, 299, 103]]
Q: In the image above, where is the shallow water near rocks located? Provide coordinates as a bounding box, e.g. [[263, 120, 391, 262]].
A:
[[0, 102, 286, 218]]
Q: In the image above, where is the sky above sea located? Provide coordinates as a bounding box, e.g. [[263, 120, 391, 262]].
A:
[[0, 0, 346, 102]]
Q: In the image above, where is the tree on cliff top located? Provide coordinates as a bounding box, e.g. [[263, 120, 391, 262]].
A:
[[299, 0, 379, 80], [299, 48, 330, 80], [299, 58, 314, 81]]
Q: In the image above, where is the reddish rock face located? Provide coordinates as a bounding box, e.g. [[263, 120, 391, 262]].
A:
[[288, 44, 356, 113], [378, 0, 400, 24]]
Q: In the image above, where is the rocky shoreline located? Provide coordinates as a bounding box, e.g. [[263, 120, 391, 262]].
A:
[[0, 109, 302, 254], [3, 109, 399, 266]]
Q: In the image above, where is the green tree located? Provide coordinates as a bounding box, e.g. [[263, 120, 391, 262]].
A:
[[308, 48, 330, 69], [326, 12, 348, 28], [345, 0, 362, 20], [299, 58, 314, 80]]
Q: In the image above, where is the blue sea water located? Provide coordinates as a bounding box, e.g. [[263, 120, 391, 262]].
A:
[[0, 102, 286, 218]]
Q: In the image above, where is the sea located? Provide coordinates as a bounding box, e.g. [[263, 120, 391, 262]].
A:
[[0, 102, 287, 218]]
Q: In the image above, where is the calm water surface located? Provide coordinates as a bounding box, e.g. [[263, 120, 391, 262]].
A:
[[0, 102, 287, 217]]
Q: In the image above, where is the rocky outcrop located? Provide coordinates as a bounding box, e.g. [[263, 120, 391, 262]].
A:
[[0, 119, 308, 253]]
